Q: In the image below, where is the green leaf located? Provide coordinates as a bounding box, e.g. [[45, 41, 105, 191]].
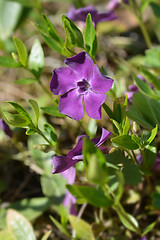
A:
[[7, 209, 36, 240], [140, 0, 156, 12], [28, 39, 44, 78], [62, 15, 84, 48], [150, 2, 160, 18], [41, 105, 65, 117], [122, 117, 130, 135], [14, 78, 37, 85], [41, 33, 62, 54], [0, 229, 13, 240], [83, 137, 108, 185], [68, 215, 95, 240], [142, 221, 157, 236], [7, 101, 33, 125], [40, 173, 66, 200], [0, 0, 22, 40], [0, 56, 21, 68], [67, 184, 112, 207], [145, 125, 158, 145], [28, 99, 39, 127], [114, 171, 124, 205], [152, 185, 160, 210], [50, 216, 71, 238], [42, 14, 64, 46], [84, 13, 97, 57], [111, 135, 139, 150], [141, 142, 156, 171], [140, 68, 160, 90], [144, 46, 160, 68], [134, 75, 160, 100], [102, 103, 114, 119], [60, 204, 68, 228], [111, 119, 123, 135], [2, 111, 30, 127], [41, 230, 52, 240], [26, 128, 37, 135], [13, 37, 28, 67], [10, 197, 52, 221], [122, 159, 142, 186], [44, 123, 57, 145]]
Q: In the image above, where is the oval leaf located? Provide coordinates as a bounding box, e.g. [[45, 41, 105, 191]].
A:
[[13, 37, 28, 67], [111, 135, 139, 150]]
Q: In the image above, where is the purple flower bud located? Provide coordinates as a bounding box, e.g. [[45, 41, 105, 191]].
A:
[[67, 5, 117, 28], [0, 119, 12, 137], [50, 52, 113, 121], [106, 0, 128, 11]]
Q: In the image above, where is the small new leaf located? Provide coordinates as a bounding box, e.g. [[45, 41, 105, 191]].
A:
[[13, 36, 28, 67]]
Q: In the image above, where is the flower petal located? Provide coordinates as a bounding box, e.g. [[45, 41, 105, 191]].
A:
[[90, 65, 113, 93], [67, 6, 97, 22], [67, 135, 87, 159], [52, 156, 78, 173], [59, 89, 84, 121], [61, 167, 76, 185], [95, 127, 111, 147], [65, 52, 94, 80], [84, 91, 106, 119], [96, 11, 117, 23], [50, 67, 78, 95]]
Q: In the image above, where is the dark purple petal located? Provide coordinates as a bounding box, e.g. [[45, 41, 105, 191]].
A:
[[90, 65, 113, 93], [95, 127, 111, 147], [65, 52, 94, 80], [59, 89, 84, 121], [61, 167, 76, 185], [52, 156, 78, 173], [84, 91, 106, 119], [50, 67, 78, 95], [0, 119, 12, 137], [67, 135, 88, 159], [67, 5, 97, 22], [96, 11, 117, 23]]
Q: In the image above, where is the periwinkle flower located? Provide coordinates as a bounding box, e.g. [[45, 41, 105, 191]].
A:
[[50, 52, 113, 121], [61, 167, 77, 215], [106, 0, 128, 11], [67, 5, 117, 28], [0, 119, 12, 137], [52, 127, 111, 174]]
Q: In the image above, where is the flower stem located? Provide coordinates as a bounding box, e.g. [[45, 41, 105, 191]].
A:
[[37, 79, 53, 98], [138, 16, 152, 49]]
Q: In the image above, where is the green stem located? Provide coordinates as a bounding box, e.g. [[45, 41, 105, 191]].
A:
[[36, 128, 53, 146], [138, 16, 152, 49], [37, 79, 53, 98]]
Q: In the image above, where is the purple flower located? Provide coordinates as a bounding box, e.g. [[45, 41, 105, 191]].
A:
[[52, 127, 111, 174], [61, 167, 77, 215], [67, 5, 117, 27], [106, 0, 128, 11], [137, 237, 147, 240], [50, 52, 113, 121], [0, 119, 12, 137]]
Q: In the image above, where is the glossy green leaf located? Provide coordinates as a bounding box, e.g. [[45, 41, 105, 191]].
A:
[[28, 39, 44, 78], [0, 0, 22, 40], [14, 78, 37, 85], [62, 15, 84, 48], [68, 215, 95, 240], [122, 117, 130, 135], [145, 125, 158, 145], [44, 123, 57, 145], [2, 111, 30, 127], [41, 106, 65, 117], [26, 128, 37, 135], [13, 37, 28, 67], [111, 135, 139, 150], [7, 101, 33, 125], [83, 137, 108, 185], [102, 103, 114, 119], [28, 99, 39, 127], [0, 56, 21, 68], [42, 33, 62, 54], [7, 209, 36, 240], [111, 119, 123, 135], [84, 13, 97, 57], [67, 184, 112, 207]]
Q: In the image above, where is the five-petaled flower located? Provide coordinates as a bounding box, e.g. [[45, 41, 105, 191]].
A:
[[67, 5, 117, 28], [50, 52, 113, 121], [52, 127, 111, 174]]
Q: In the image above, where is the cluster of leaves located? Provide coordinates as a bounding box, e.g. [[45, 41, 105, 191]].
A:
[[1, 0, 160, 240]]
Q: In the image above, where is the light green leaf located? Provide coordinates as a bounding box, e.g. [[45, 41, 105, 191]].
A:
[[41, 106, 65, 117], [44, 123, 57, 145], [41, 230, 52, 240], [0, 229, 13, 240], [50, 216, 71, 238], [142, 221, 157, 236], [28, 39, 44, 78], [13, 37, 28, 67], [2, 111, 30, 127], [67, 184, 112, 207], [0, 56, 21, 68], [111, 135, 139, 150], [14, 78, 37, 85], [145, 125, 158, 145], [144, 46, 160, 68], [7, 209, 36, 240], [84, 13, 97, 57], [68, 215, 95, 240], [62, 18, 77, 45], [28, 99, 39, 127], [122, 117, 130, 135]]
